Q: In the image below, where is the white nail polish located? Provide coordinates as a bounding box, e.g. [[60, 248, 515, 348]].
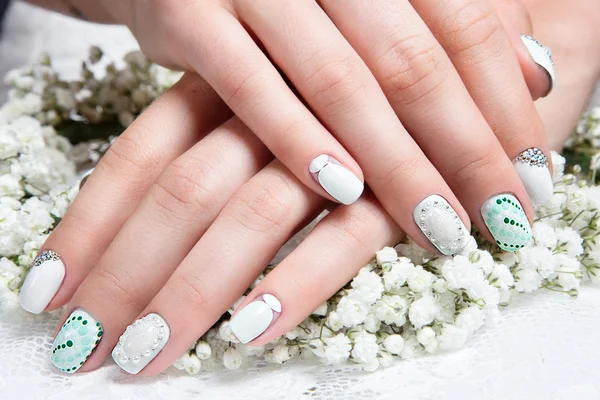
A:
[[309, 155, 364, 205], [112, 313, 170, 375], [413, 195, 468, 256], [19, 250, 65, 314], [521, 35, 555, 95], [229, 294, 281, 344], [514, 148, 553, 206]]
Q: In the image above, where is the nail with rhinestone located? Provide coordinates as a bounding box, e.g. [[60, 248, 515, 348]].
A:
[[481, 193, 532, 252], [51, 308, 103, 373], [19, 250, 65, 314], [229, 294, 281, 344], [413, 195, 469, 256], [309, 155, 364, 205], [521, 35, 555, 96], [112, 313, 171, 375], [513, 147, 553, 206]]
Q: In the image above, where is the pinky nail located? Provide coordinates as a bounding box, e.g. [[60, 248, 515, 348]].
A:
[[51, 308, 103, 373], [19, 250, 65, 314], [112, 313, 171, 375], [521, 35, 555, 95], [309, 155, 364, 205], [229, 294, 281, 344], [513, 148, 553, 206]]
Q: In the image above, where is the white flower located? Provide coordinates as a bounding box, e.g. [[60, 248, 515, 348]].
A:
[[373, 294, 408, 326], [376, 246, 398, 265], [323, 334, 352, 365], [455, 306, 485, 335], [383, 257, 415, 293], [267, 345, 291, 364], [438, 324, 468, 350], [172, 352, 190, 370], [532, 221, 558, 248], [514, 269, 543, 293], [432, 279, 447, 293], [382, 334, 404, 355], [489, 264, 514, 290], [312, 302, 328, 316], [336, 296, 369, 327], [469, 250, 495, 275], [555, 227, 584, 258], [466, 281, 500, 308], [416, 327, 436, 346], [407, 265, 436, 293], [551, 151, 565, 182], [223, 347, 242, 370], [518, 246, 556, 279], [350, 330, 378, 364], [441, 255, 485, 291], [326, 311, 344, 331], [361, 313, 381, 333], [408, 294, 440, 329], [194, 341, 212, 360], [348, 268, 383, 305], [377, 351, 394, 367], [0, 174, 23, 198], [557, 271, 580, 291], [218, 321, 239, 343], [0, 127, 20, 159], [185, 353, 202, 374]]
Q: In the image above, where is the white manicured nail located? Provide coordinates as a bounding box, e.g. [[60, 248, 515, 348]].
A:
[[309, 155, 364, 205], [229, 294, 281, 344], [521, 35, 555, 96], [19, 250, 65, 314], [514, 148, 553, 206], [112, 313, 170, 375], [413, 195, 468, 256]]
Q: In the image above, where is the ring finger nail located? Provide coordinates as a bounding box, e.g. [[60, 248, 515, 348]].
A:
[[51, 308, 103, 373], [481, 194, 532, 252], [19, 250, 65, 314], [514, 148, 553, 206], [521, 35, 555, 95], [229, 294, 281, 344], [413, 195, 468, 255], [309, 155, 364, 205], [112, 313, 171, 374]]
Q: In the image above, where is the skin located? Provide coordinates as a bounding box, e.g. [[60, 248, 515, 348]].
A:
[[21, 0, 600, 375]]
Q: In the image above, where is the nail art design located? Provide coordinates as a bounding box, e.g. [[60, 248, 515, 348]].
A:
[[51, 309, 103, 373], [309, 155, 364, 205], [229, 294, 281, 344], [513, 148, 553, 206], [19, 250, 65, 314], [481, 194, 532, 252], [112, 313, 170, 374], [521, 35, 555, 96], [413, 195, 468, 255]]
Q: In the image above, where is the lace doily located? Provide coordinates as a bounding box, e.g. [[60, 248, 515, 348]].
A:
[[1, 3, 600, 399]]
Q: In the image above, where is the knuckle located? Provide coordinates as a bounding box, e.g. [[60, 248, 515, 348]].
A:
[[303, 55, 367, 114], [450, 146, 499, 185], [220, 63, 266, 110], [376, 32, 448, 106], [377, 157, 423, 190], [326, 202, 379, 251], [442, 1, 504, 61], [92, 268, 139, 309], [150, 158, 218, 220], [169, 273, 210, 311], [227, 171, 294, 235], [101, 127, 159, 183]]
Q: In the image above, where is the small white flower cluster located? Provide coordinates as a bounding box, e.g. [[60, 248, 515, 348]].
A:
[[1, 48, 599, 374], [572, 107, 600, 149]]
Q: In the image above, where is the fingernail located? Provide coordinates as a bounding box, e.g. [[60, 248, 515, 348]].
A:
[[229, 294, 281, 344], [413, 195, 468, 256], [309, 155, 364, 205], [481, 194, 532, 252], [521, 35, 555, 96], [112, 313, 170, 375], [19, 250, 65, 314], [513, 148, 553, 206], [51, 308, 103, 373]]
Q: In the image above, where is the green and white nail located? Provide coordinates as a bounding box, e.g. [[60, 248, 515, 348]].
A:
[[481, 194, 532, 252], [50, 308, 103, 373]]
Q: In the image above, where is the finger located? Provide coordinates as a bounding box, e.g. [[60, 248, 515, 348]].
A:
[[19, 74, 231, 314], [229, 191, 403, 346], [235, 0, 471, 255], [320, 0, 533, 251], [492, 0, 555, 99], [172, 3, 364, 205], [50, 117, 272, 374], [121, 161, 326, 376], [408, 0, 553, 205]]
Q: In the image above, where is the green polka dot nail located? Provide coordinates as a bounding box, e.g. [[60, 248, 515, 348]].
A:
[[50, 308, 103, 373], [481, 193, 532, 252]]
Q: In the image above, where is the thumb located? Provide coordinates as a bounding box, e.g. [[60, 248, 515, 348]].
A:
[[492, 0, 555, 99]]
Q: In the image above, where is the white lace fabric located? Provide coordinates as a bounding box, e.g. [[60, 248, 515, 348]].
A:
[[1, 3, 600, 400]]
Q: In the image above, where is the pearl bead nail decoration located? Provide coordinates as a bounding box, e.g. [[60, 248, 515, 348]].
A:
[[50, 308, 103, 373], [413, 195, 468, 256], [481, 194, 532, 252], [112, 313, 170, 375]]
